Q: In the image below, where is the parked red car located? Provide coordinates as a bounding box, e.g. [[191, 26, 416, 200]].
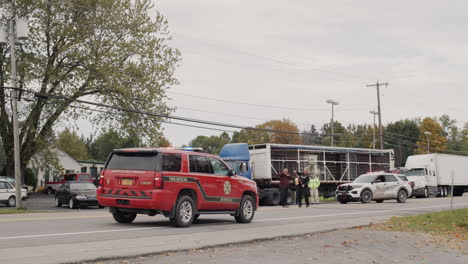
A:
[[46, 173, 93, 194]]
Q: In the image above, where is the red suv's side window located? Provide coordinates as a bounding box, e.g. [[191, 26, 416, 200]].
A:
[[162, 153, 182, 172], [189, 155, 213, 174]]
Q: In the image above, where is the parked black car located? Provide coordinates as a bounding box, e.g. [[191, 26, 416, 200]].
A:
[[55, 181, 101, 209]]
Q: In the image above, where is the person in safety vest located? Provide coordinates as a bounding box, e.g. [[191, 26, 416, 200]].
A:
[[308, 170, 320, 205]]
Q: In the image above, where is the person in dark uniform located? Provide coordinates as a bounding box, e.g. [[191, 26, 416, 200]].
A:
[[294, 170, 303, 207], [278, 168, 290, 208], [301, 168, 312, 207]]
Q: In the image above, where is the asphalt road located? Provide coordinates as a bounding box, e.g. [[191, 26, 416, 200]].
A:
[[0, 196, 467, 264]]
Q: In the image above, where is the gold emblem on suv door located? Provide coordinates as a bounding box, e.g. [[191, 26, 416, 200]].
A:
[[224, 181, 231, 195]]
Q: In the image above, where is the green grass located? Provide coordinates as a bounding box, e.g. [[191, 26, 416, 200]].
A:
[[320, 196, 336, 201], [0, 208, 31, 214], [378, 209, 468, 237]]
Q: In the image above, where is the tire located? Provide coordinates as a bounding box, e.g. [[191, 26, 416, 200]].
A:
[[235, 195, 255, 224], [271, 190, 280, 206], [397, 189, 408, 203], [7, 196, 16, 207], [360, 190, 373, 204], [286, 189, 294, 205], [338, 199, 348, 204], [112, 211, 137, 223], [55, 196, 62, 207], [193, 214, 200, 222], [170, 195, 195, 228], [47, 188, 55, 195], [69, 198, 77, 209], [375, 200, 384, 203], [453, 187, 464, 197]]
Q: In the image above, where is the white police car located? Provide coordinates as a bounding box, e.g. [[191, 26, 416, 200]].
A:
[[336, 173, 412, 204]]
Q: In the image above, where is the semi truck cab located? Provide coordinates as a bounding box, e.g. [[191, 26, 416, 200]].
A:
[[219, 143, 252, 180]]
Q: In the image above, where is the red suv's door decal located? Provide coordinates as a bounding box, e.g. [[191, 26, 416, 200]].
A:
[[164, 176, 241, 203]]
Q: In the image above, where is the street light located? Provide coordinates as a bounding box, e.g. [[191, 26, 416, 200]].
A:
[[424, 131, 432, 153], [369, 110, 378, 149], [326, 99, 339, 147]]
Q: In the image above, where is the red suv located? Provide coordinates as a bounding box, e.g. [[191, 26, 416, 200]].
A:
[[97, 148, 258, 227]]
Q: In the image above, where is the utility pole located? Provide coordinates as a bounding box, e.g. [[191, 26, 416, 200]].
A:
[[424, 131, 432, 153], [326, 99, 339, 147], [6, 0, 22, 208], [369, 110, 378, 149], [367, 81, 388, 149]]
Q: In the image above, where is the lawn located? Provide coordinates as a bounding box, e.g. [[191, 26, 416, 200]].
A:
[[0, 208, 32, 214], [378, 209, 467, 236]]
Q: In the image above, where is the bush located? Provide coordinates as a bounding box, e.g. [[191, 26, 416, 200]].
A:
[[24, 168, 38, 190]]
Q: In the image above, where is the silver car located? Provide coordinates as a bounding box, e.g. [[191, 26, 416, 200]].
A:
[[336, 173, 413, 204]]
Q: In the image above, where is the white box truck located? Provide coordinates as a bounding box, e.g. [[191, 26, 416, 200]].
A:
[[404, 154, 468, 197]]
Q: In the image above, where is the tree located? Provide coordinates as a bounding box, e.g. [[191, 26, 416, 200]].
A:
[[438, 115, 463, 151], [56, 128, 89, 160], [88, 129, 141, 161], [0, 0, 180, 177], [416, 117, 448, 154], [302, 124, 321, 145], [320, 121, 348, 147], [260, 119, 301, 144], [190, 132, 231, 154], [231, 119, 301, 145], [384, 119, 420, 167]]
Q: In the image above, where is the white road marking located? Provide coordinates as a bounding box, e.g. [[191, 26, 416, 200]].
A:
[[255, 203, 468, 222], [0, 202, 467, 241], [0, 227, 160, 240]]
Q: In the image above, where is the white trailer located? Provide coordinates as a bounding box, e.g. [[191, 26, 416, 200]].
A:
[[220, 143, 395, 205], [404, 154, 468, 197]]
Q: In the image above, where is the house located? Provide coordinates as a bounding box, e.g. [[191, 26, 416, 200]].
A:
[[33, 148, 82, 186], [77, 160, 105, 180], [33, 148, 105, 186]]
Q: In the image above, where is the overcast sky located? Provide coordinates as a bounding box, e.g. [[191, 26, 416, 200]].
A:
[[153, 0, 467, 147]]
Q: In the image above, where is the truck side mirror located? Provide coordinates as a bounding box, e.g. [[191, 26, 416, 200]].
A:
[[228, 169, 237, 176]]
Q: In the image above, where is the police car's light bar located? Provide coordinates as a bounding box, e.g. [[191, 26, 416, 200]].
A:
[[177, 147, 205, 153]]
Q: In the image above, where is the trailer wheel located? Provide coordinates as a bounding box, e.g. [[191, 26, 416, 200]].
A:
[[263, 189, 280, 206], [286, 189, 294, 205], [453, 187, 464, 197]]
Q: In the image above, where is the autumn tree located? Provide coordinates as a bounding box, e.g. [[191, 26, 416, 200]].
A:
[[260, 119, 301, 144], [0, 0, 180, 177], [416, 117, 447, 154], [56, 128, 89, 160]]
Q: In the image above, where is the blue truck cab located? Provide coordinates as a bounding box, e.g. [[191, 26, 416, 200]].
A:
[[219, 143, 251, 180]]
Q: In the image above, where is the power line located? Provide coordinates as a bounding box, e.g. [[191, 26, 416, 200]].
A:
[[169, 90, 367, 111], [384, 135, 468, 154]]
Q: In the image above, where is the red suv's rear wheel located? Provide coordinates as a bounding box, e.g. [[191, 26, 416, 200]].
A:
[[170, 195, 195, 228], [112, 211, 137, 223]]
